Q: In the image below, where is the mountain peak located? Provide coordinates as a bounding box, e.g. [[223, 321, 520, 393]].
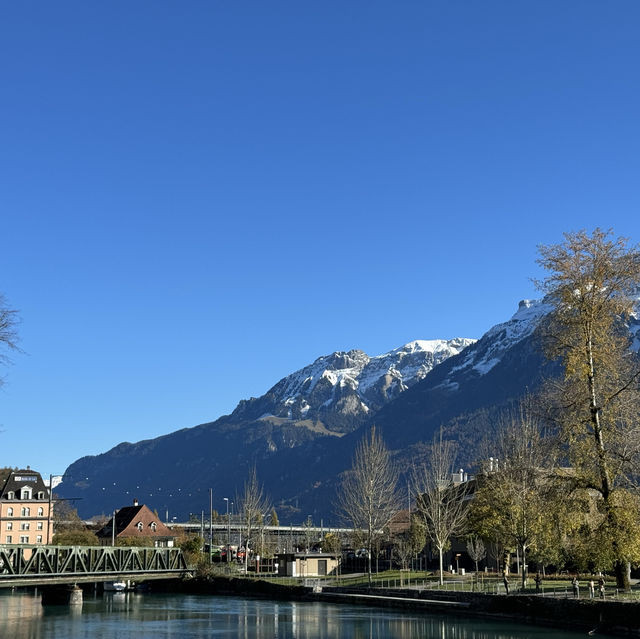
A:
[[234, 337, 476, 431]]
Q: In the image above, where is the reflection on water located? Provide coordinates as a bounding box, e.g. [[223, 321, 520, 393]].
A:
[[0, 590, 585, 639]]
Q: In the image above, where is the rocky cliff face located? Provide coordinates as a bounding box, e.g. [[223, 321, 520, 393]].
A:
[[233, 338, 475, 432]]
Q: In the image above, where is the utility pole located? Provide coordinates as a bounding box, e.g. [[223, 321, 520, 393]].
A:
[[112, 509, 116, 546], [224, 497, 230, 563], [209, 488, 213, 564]]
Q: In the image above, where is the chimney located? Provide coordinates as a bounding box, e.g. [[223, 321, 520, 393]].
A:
[[133, 499, 139, 507]]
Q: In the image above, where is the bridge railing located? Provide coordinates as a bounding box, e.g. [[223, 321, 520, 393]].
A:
[[0, 545, 188, 578]]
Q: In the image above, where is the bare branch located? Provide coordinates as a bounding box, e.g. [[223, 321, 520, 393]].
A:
[[337, 426, 398, 584]]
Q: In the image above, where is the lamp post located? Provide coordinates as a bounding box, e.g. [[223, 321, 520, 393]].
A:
[[48, 474, 54, 545], [224, 497, 230, 564]]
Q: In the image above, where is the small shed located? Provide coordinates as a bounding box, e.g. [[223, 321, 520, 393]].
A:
[[276, 552, 339, 577]]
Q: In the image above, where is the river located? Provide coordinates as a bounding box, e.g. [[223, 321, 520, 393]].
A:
[[0, 590, 588, 638]]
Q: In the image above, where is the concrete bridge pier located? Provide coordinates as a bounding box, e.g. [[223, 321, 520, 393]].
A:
[[41, 585, 83, 606]]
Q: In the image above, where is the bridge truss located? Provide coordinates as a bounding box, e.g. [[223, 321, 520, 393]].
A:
[[0, 545, 188, 587]]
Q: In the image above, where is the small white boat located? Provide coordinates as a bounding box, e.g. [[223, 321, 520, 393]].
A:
[[104, 581, 127, 592]]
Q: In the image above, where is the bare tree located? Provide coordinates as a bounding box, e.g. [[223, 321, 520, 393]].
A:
[[537, 228, 640, 589], [466, 536, 486, 574], [393, 515, 425, 573], [51, 498, 99, 546], [0, 294, 20, 387], [236, 466, 271, 573], [414, 432, 469, 585], [338, 426, 398, 585]]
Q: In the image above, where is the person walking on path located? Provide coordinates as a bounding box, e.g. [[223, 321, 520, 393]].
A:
[[598, 577, 605, 599], [588, 579, 595, 599], [572, 577, 580, 598], [503, 571, 510, 595]]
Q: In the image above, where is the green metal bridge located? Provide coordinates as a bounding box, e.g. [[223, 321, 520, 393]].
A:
[[0, 544, 189, 588]]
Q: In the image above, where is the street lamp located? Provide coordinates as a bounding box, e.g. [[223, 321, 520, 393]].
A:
[[224, 497, 230, 564]]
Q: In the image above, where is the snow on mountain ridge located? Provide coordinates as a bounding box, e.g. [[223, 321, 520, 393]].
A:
[[356, 338, 475, 393], [442, 299, 551, 382], [259, 338, 476, 424]]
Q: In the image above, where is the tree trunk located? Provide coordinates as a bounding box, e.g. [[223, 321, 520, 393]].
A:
[[367, 538, 372, 586], [438, 546, 444, 585], [586, 338, 631, 591], [614, 560, 630, 591]]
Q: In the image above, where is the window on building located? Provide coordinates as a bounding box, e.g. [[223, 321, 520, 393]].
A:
[[37, 522, 43, 530], [150, 522, 157, 531], [6, 522, 12, 531], [21, 488, 32, 500], [37, 507, 44, 516], [36, 535, 42, 543], [5, 535, 12, 544], [20, 535, 29, 544], [6, 491, 14, 500], [21, 507, 31, 517], [21, 522, 30, 530], [7, 507, 13, 517], [37, 492, 45, 500], [137, 522, 143, 531]]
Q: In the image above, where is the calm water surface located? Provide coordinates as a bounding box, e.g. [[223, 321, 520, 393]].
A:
[[0, 590, 588, 639]]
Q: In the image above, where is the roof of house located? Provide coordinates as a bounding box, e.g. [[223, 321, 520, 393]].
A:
[[277, 552, 339, 559], [386, 508, 411, 535], [96, 502, 175, 539], [0, 468, 50, 501]]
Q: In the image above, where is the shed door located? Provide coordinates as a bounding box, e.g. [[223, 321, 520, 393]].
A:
[[318, 560, 327, 576]]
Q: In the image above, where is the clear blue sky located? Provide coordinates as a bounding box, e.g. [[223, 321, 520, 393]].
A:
[[1, 1, 639, 479]]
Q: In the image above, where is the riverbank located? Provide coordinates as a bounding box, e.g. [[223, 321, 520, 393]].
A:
[[171, 575, 640, 637]]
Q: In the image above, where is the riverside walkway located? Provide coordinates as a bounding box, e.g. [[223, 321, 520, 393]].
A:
[[0, 544, 189, 588]]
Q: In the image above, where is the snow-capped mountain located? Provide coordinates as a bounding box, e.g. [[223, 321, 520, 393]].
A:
[[372, 298, 557, 453], [232, 338, 475, 432], [58, 294, 640, 522], [434, 300, 551, 390], [57, 336, 476, 519], [67, 294, 640, 523]]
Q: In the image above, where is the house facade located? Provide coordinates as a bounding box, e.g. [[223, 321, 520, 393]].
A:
[[0, 468, 53, 545], [96, 500, 175, 547]]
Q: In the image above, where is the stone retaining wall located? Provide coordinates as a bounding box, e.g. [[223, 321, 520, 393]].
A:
[[322, 586, 640, 636], [177, 577, 640, 636]]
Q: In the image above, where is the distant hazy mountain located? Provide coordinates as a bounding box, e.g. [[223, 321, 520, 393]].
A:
[[57, 338, 474, 520]]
